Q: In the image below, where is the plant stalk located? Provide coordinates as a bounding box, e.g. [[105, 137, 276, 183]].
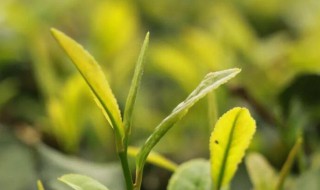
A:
[[275, 137, 303, 190], [133, 169, 143, 190], [119, 150, 134, 190]]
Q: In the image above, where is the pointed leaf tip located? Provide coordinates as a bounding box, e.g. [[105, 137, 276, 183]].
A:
[[210, 107, 256, 190], [123, 30, 149, 134]]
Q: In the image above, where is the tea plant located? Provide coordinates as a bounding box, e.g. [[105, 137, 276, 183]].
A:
[[46, 28, 258, 190]]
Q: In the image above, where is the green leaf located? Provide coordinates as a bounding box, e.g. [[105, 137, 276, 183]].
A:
[[136, 69, 241, 170], [210, 107, 256, 190], [59, 174, 110, 190], [123, 32, 149, 135], [50, 28, 124, 145], [246, 153, 278, 190], [167, 159, 212, 190], [127, 146, 177, 172]]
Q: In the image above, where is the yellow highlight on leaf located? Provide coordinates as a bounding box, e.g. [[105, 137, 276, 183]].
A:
[[210, 107, 256, 190], [128, 146, 178, 172], [50, 28, 124, 141]]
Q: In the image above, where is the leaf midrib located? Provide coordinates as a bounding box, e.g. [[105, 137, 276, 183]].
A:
[[216, 109, 243, 190], [67, 53, 122, 139]]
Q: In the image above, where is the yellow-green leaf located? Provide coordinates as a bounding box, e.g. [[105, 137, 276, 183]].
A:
[[37, 180, 45, 190], [134, 69, 240, 190], [210, 107, 256, 190], [50, 28, 124, 141], [128, 146, 177, 172]]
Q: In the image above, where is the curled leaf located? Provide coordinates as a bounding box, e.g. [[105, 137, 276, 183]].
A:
[[134, 69, 240, 190], [137, 69, 241, 170]]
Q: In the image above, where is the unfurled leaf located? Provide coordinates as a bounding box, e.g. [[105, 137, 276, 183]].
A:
[[210, 107, 256, 190], [59, 174, 109, 190], [168, 159, 212, 190], [246, 153, 277, 190], [136, 69, 241, 171], [50, 28, 124, 142], [128, 146, 177, 172], [123, 32, 149, 134]]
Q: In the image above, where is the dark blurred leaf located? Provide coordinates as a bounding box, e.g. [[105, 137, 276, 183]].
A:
[[0, 78, 18, 108], [279, 74, 320, 117]]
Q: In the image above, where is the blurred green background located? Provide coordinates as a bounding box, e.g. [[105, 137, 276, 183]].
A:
[[1, 0, 320, 189]]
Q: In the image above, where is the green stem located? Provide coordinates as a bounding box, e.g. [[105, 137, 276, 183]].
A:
[[133, 169, 143, 190], [276, 137, 303, 190], [119, 151, 134, 190]]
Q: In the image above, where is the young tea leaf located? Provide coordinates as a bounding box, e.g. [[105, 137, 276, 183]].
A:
[[128, 146, 177, 172], [210, 107, 256, 190], [136, 68, 241, 170], [59, 174, 110, 190], [167, 159, 212, 190], [123, 32, 149, 135], [50, 28, 124, 143], [134, 69, 240, 189]]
